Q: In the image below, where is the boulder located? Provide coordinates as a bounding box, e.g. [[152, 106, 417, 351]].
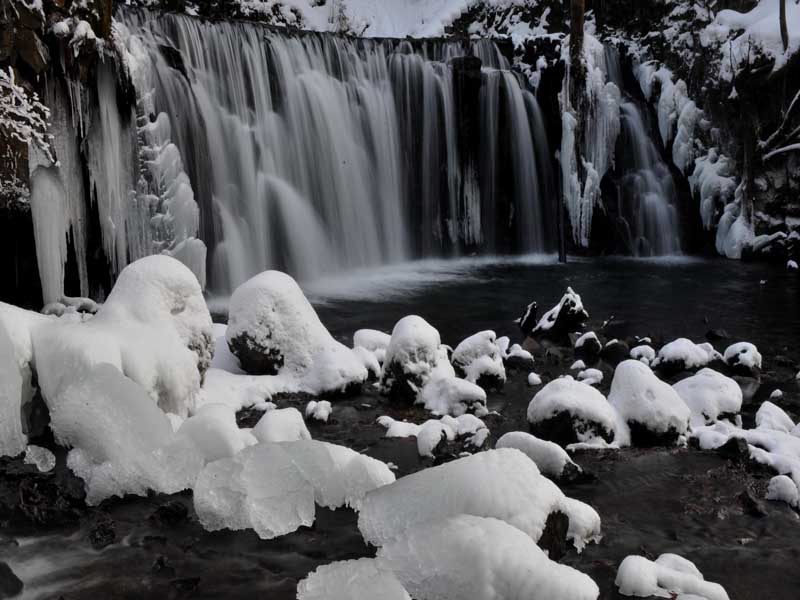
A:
[[380, 316, 443, 404], [531, 287, 589, 341]]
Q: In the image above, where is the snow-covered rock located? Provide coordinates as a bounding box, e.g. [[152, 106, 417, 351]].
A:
[[353, 346, 382, 379], [33, 255, 214, 417], [770, 389, 784, 400], [252, 407, 312, 443], [451, 330, 506, 387], [353, 329, 391, 364], [575, 331, 602, 357], [651, 338, 716, 374], [532, 287, 589, 340], [226, 271, 367, 394], [377, 415, 490, 458], [577, 368, 603, 386], [417, 375, 487, 417], [615, 553, 729, 600], [571, 359, 587, 371], [756, 401, 795, 433], [49, 363, 203, 505], [527, 372, 543, 386], [377, 515, 600, 600], [788, 260, 799, 271], [723, 342, 762, 376], [629, 344, 656, 365], [527, 376, 619, 446], [609, 360, 690, 446], [503, 343, 535, 370], [358, 448, 601, 551], [297, 558, 410, 600], [380, 316, 442, 403], [176, 403, 245, 462], [672, 368, 742, 426], [766, 475, 799, 507], [496, 431, 581, 481], [305, 400, 332, 422], [23, 445, 56, 472]]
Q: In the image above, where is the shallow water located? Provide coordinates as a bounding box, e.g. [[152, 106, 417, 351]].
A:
[[3, 256, 800, 599]]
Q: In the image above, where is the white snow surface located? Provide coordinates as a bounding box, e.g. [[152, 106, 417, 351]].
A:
[[451, 330, 506, 385], [534, 287, 588, 333], [176, 403, 245, 462], [381, 315, 443, 394], [755, 401, 795, 433], [376, 515, 600, 600], [49, 363, 204, 505], [575, 331, 599, 349], [496, 431, 580, 478], [630, 345, 656, 364], [609, 360, 690, 436], [765, 475, 799, 507], [23, 445, 56, 472], [527, 372, 543, 386], [651, 338, 716, 370], [252, 407, 312, 443], [417, 375, 487, 416], [723, 342, 762, 370], [357, 448, 601, 550], [376, 414, 489, 457], [615, 553, 729, 600], [353, 329, 391, 363], [577, 368, 603, 386], [672, 368, 742, 426], [0, 320, 26, 457], [297, 558, 411, 600], [305, 400, 332, 422]]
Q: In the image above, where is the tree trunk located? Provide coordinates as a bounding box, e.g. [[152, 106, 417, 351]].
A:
[[780, 0, 789, 52]]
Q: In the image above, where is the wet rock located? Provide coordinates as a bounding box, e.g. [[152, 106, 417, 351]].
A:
[[151, 555, 176, 577], [717, 436, 749, 463], [149, 500, 189, 527], [227, 333, 284, 375], [0, 25, 13, 62], [706, 328, 730, 341], [529, 412, 614, 448], [0, 562, 23, 598], [88, 516, 116, 550], [531, 287, 589, 342], [15, 28, 49, 73], [517, 301, 538, 337], [573, 332, 602, 359], [600, 339, 630, 366], [537, 511, 569, 560], [627, 421, 681, 448], [170, 577, 201, 593], [738, 489, 767, 518]]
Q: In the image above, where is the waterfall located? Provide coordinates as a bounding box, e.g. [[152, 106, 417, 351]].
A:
[[114, 9, 552, 295]]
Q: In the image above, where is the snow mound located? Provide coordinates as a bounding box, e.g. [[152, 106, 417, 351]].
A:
[[766, 475, 799, 507], [353, 329, 391, 364], [577, 368, 603, 386], [177, 403, 245, 462], [34, 255, 213, 417], [417, 375, 487, 416], [496, 431, 580, 479], [297, 558, 410, 600], [358, 448, 601, 550], [672, 368, 742, 426], [451, 330, 506, 386], [226, 271, 367, 393], [630, 345, 656, 365], [651, 338, 715, 372], [528, 372, 543, 386], [527, 376, 620, 445], [723, 342, 762, 373], [377, 415, 489, 457], [609, 360, 690, 444], [49, 363, 203, 504], [252, 407, 312, 442], [380, 316, 443, 402], [575, 331, 600, 350], [377, 515, 600, 600], [305, 400, 332, 422], [615, 553, 729, 600]]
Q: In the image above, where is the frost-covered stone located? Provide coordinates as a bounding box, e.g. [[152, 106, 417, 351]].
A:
[[651, 338, 716, 374], [615, 553, 729, 600], [297, 558, 410, 600], [252, 407, 312, 443], [766, 475, 799, 507], [496, 431, 581, 481], [527, 376, 618, 446], [672, 368, 742, 426], [609, 360, 690, 446], [417, 375, 487, 416], [755, 401, 794, 433], [226, 271, 367, 394], [377, 516, 600, 600], [380, 316, 442, 403], [358, 448, 601, 550], [49, 364, 203, 505], [305, 400, 332, 422], [723, 342, 762, 376], [451, 330, 506, 388], [34, 255, 214, 417], [532, 287, 589, 340]]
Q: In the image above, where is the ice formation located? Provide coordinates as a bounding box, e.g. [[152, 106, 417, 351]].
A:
[[297, 558, 410, 600], [357, 448, 601, 550], [0, 321, 26, 457], [615, 553, 729, 600], [672, 368, 742, 426], [252, 407, 312, 443], [176, 404, 246, 462], [377, 515, 600, 600]]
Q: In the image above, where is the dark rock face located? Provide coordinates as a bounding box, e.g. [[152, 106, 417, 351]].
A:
[[627, 421, 681, 448], [227, 333, 284, 375], [0, 562, 23, 599], [529, 412, 614, 448], [537, 511, 569, 560], [533, 289, 589, 342], [517, 301, 538, 337], [600, 339, 630, 366], [716, 436, 750, 463], [380, 360, 423, 405], [88, 516, 116, 550]]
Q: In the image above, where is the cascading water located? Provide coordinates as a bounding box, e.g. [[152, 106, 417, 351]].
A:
[[117, 9, 552, 295]]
